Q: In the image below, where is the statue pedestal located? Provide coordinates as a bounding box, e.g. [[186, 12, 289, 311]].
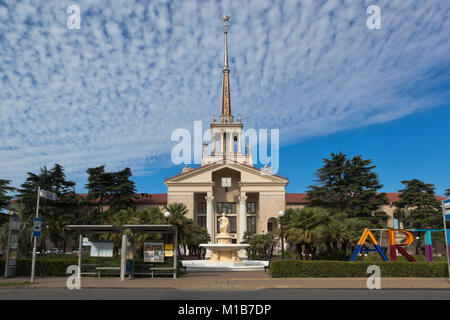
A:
[[217, 233, 232, 244], [210, 233, 240, 262], [203, 214, 249, 262]]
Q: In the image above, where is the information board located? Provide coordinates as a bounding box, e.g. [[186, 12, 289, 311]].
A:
[[90, 241, 114, 257], [164, 244, 174, 257], [32, 217, 42, 237], [4, 215, 20, 278], [144, 242, 165, 263]]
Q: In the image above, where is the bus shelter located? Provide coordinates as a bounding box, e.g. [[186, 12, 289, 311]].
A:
[[65, 224, 178, 280], [65, 225, 123, 278], [124, 225, 178, 279]]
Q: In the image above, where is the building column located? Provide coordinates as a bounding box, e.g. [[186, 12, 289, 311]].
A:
[[205, 194, 215, 243], [238, 193, 248, 243], [238, 133, 242, 154]]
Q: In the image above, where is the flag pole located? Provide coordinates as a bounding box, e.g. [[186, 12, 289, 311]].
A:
[[31, 186, 40, 284]]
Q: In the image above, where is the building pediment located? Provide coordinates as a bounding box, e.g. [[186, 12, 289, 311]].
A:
[[165, 160, 288, 186]]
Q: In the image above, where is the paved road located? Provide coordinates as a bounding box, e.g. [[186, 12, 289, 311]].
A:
[[0, 288, 449, 300]]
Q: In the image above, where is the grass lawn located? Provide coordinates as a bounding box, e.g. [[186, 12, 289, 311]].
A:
[[0, 281, 32, 287]]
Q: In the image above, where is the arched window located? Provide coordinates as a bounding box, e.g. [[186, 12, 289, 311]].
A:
[[267, 217, 278, 233]]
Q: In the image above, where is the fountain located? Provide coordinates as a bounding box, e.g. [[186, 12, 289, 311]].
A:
[[180, 213, 269, 271]]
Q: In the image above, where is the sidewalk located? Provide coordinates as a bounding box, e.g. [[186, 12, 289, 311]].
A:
[[1, 271, 449, 290]]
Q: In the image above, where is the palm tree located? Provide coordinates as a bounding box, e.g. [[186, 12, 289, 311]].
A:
[[164, 203, 193, 255], [129, 207, 165, 258], [8, 201, 34, 258], [185, 225, 210, 257], [282, 207, 330, 260], [103, 207, 135, 257]]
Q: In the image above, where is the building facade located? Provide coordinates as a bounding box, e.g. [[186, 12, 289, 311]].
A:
[[132, 18, 445, 244], [164, 16, 288, 244]]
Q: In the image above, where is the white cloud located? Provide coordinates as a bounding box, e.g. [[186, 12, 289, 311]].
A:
[[0, 0, 449, 188]]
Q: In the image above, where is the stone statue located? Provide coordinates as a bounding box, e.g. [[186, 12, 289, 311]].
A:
[[218, 213, 229, 234]]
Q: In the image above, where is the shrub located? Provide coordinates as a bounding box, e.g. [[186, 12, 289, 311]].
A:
[[243, 232, 276, 260], [316, 250, 351, 261], [1, 258, 77, 277], [1, 256, 180, 277], [270, 260, 448, 278]]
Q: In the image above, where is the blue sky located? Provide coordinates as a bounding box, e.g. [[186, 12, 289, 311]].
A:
[[0, 0, 449, 196], [134, 104, 450, 196]]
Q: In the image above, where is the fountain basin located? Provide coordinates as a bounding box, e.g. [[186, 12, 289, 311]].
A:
[[181, 259, 269, 271], [200, 244, 249, 251], [200, 243, 249, 262]]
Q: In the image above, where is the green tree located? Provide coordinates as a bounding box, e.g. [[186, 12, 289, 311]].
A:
[[0, 179, 15, 213], [279, 207, 366, 260], [445, 189, 450, 198], [17, 164, 80, 252], [307, 151, 388, 224], [7, 201, 34, 258], [0, 179, 16, 227], [394, 179, 442, 229], [17, 166, 54, 253], [243, 231, 276, 260], [85, 166, 137, 223], [185, 224, 210, 257], [282, 207, 331, 260], [103, 207, 136, 257], [44, 164, 79, 252], [164, 203, 198, 255]]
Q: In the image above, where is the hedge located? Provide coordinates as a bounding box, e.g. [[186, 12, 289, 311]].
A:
[[270, 260, 449, 278], [0, 258, 78, 277], [0, 257, 178, 277]]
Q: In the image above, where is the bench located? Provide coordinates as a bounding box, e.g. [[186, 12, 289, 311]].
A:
[[264, 247, 274, 272], [95, 267, 121, 277], [149, 267, 176, 278], [179, 261, 187, 274], [264, 261, 270, 272]]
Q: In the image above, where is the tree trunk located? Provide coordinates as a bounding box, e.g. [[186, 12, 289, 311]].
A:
[[296, 243, 303, 260], [305, 243, 312, 260], [326, 240, 333, 255], [311, 246, 317, 260]]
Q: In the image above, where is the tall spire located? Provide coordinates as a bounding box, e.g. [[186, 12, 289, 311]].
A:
[[220, 15, 233, 124]]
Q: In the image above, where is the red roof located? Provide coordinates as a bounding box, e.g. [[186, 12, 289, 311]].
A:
[[9, 192, 445, 206], [77, 193, 167, 205], [285, 192, 446, 204], [133, 193, 167, 205]]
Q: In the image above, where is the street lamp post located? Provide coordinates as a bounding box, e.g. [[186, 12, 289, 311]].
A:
[[164, 211, 170, 224], [164, 211, 170, 244], [278, 210, 285, 260]]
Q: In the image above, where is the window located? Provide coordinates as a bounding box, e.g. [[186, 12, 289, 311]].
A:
[[198, 216, 206, 228], [198, 202, 206, 214], [217, 202, 236, 214], [267, 218, 277, 233], [267, 221, 274, 233], [247, 202, 256, 214], [217, 216, 236, 233], [247, 216, 256, 233]]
